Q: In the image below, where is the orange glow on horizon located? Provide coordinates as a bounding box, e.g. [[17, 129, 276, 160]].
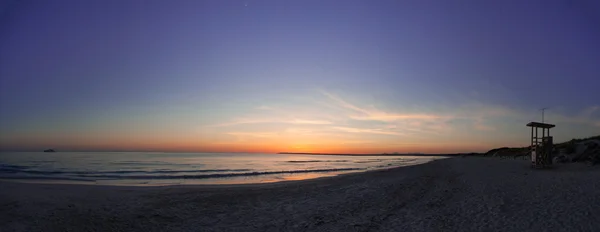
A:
[[1, 136, 497, 154], [1, 130, 504, 154]]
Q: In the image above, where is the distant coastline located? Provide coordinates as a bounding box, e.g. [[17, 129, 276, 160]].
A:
[[277, 152, 463, 157]]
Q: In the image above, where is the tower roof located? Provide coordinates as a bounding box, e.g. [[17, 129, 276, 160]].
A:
[[526, 122, 555, 129]]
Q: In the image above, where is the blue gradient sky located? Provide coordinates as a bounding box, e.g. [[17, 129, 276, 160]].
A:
[[1, 0, 599, 153]]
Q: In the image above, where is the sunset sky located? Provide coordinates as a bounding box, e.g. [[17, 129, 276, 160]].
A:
[[1, 0, 599, 153]]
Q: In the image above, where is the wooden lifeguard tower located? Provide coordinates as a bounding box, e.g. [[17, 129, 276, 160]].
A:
[[526, 122, 555, 169]]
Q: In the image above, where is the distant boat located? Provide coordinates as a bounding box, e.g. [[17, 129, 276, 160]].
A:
[[43, 149, 56, 153]]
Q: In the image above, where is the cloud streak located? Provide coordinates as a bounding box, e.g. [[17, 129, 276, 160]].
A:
[[319, 90, 443, 122], [211, 90, 599, 151], [550, 105, 600, 127], [331, 126, 404, 136], [321, 90, 600, 136], [288, 119, 332, 125], [210, 118, 332, 127], [227, 132, 277, 138]]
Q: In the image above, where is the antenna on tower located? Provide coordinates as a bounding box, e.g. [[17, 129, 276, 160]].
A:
[[539, 107, 549, 123]]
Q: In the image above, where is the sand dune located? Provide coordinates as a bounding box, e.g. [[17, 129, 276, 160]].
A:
[[1, 157, 600, 232]]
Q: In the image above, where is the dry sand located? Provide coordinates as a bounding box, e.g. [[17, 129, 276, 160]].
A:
[[1, 157, 600, 232]]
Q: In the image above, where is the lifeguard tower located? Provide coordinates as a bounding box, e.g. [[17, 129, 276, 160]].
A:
[[526, 122, 555, 169]]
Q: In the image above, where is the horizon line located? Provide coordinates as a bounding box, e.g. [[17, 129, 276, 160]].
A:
[[0, 150, 483, 155]]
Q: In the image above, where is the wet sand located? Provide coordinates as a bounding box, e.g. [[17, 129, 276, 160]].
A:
[[1, 157, 600, 232]]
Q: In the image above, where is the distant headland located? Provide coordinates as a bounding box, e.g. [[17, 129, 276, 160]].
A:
[[43, 149, 56, 153]]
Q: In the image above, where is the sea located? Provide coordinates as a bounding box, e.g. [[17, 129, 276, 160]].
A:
[[0, 152, 442, 186]]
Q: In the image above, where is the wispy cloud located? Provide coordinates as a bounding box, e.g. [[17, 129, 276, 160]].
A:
[[322, 90, 600, 135], [212, 90, 598, 151], [331, 126, 404, 136], [288, 119, 331, 125], [319, 90, 443, 122], [473, 119, 496, 131], [285, 128, 313, 134], [209, 119, 273, 127], [227, 132, 277, 138], [349, 113, 442, 121], [319, 90, 372, 115], [551, 105, 600, 127], [210, 118, 332, 127], [581, 106, 599, 118], [338, 140, 376, 144], [319, 90, 452, 135], [223, 131, 279, 143]]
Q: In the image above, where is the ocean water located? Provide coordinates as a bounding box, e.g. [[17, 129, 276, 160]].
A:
[[0, 152, 441, 186]]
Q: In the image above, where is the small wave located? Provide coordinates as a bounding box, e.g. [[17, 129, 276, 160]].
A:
[[374, 163, 396, 168], [110, 161, 196, 167], [76, 168, 364, 180], [0, 175, 94, 182], [0, 164, 30, 173], [111, 161, 170, 164], [0, 169, 252, 175], [286, 160, 349, 163], [30, 161, 56, 164], [0, 164, 29, 169], [356, 158, 416, 164], [355, 160, 380, 163]]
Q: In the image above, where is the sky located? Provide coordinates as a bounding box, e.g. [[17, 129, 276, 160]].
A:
[[0, 0, 599, 153]]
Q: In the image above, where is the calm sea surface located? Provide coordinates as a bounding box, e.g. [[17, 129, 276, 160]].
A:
[[0, 152, 443, 186]]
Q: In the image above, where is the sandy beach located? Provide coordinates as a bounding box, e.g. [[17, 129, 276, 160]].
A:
[[1, 157, 600, 232]]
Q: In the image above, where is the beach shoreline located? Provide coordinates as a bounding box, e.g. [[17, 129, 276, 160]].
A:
[[2, 157, 599, 231], [0, 152, 439, 186]]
